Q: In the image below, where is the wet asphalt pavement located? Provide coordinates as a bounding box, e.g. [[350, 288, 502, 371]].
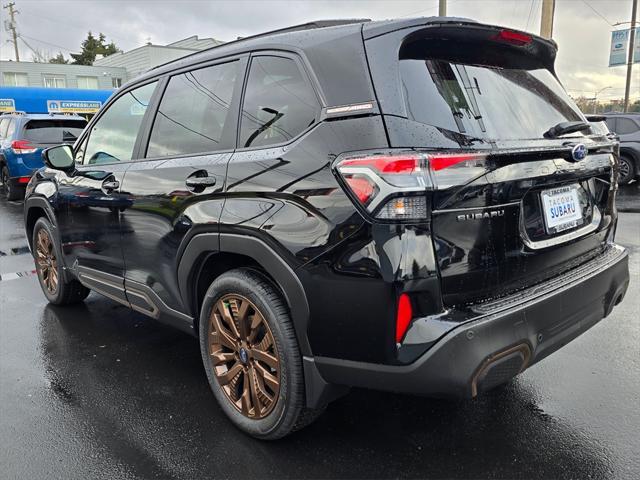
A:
[[1, 185, 639, 480]]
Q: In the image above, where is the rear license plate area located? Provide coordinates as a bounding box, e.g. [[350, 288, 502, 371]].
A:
[[541, 184, 584, 234]]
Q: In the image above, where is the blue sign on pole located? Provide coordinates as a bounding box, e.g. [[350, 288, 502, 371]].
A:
[[609, 28, 640, 67]]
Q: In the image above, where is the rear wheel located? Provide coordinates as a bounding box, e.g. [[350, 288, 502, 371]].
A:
[[618, 155, 635, 185], [1, 166, 20, 201], [33, 217, 90, 305], [199, 268, 323, 439]]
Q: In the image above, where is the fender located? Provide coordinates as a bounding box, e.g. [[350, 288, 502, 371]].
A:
[[178, 232, 312, 357]]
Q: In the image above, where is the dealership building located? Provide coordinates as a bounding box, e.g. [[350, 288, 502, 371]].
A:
[[0, 35, 223, 90]]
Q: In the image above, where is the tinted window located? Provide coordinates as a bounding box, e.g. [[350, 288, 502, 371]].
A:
[[399, 58, 583, 140], [605, 118, 617, 132], [239, 56, 319, 148], [147, 61, 238, 158], [616, 118, 640, 135], [23, 120, 86, 144], [83, 82, 156, 165]]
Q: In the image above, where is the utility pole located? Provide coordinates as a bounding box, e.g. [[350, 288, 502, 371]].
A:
[[623, 0, 638, 112], [3, 2, 20, 61], [540, 0, 555, 39], [439, 0, 447, 17]]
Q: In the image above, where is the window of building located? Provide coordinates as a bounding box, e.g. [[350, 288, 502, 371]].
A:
[[615, 117, 640, 135], [82, 82, 157, 165], [112, 77, 123, 88], [43, 75, 66, 88], [3, 72, 28, 86], [239, 56, 320, 148], [77, 76, 99, 90], [146, 61, 239, 158]]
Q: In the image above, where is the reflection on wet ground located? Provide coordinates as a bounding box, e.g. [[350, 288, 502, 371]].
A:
[[1, 200, 639, 479]]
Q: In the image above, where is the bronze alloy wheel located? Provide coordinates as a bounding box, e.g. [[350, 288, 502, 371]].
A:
[[208, 294, 281, 419], [36, 229, 58, 294]]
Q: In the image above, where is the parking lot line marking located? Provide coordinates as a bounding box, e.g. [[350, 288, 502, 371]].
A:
[[0, 269, 37, 282]]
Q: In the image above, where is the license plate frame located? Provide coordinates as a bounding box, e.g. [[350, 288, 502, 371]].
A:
[[540, 184, 584, 234]]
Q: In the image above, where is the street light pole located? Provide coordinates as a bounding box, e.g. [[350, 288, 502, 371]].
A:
[[593, 86, 612, 113], [623, 0, 638, 112]]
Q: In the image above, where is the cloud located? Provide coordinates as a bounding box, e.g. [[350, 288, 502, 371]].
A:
[[2, 0, 637, 99]]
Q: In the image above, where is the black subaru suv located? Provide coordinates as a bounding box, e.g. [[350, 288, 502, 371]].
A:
[[24, 18, 629, 439]]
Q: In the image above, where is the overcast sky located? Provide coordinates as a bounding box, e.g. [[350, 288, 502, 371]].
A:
[[1, 0, 638, 100]]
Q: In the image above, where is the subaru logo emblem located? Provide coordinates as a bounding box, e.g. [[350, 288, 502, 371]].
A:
[[571, 144, 587, 162], [239, 347, 248, 364]]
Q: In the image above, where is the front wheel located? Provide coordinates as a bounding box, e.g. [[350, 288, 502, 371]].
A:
[[618, 155, 635, 185], [199, 268, 323, 439], [32, 217, 90, 305]]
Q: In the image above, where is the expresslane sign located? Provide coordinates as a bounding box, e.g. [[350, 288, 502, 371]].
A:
[[0, 99, 16, 112], [47, 100, 102, 114]]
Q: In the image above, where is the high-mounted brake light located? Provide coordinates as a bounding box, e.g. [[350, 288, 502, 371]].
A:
[[11, 140, 37, 154], [491, 29, 532, 46], [395, 293, 413, 343]]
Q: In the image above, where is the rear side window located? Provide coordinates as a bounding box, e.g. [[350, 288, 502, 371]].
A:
[[23, 120, 86, 144], [239, 56, 319, 148], [398, 43, 583, 140], [83, 82, 156, 165], [615, 118, 640, 135], [0, 119, 7, 138], [146, 61, 239, 158]]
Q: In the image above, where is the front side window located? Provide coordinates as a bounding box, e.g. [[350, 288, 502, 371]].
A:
[[83, 82, 156, 165], [77, 76, 99, 89], [3, 72, 28, 86], [146, 61, 238, 158], [43, 75, 66, 88], [239, 56, 319, 148]]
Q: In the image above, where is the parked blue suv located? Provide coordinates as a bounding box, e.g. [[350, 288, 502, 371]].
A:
[[0, 112, 86, 200]]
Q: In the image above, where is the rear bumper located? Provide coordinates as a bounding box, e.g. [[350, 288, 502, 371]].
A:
[[314, 244, 629, 398]]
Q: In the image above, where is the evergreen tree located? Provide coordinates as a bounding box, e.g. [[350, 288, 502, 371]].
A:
[[49, 52, 68, 64], [71, 32, 120, 66]]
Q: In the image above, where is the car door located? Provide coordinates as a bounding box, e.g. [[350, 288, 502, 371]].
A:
[[118, 57, 246, 321], [55, 81, 158, 304]]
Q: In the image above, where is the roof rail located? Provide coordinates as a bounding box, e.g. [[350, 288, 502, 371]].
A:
[[1, 110, 26, 116], [151, 18, 371, 71]]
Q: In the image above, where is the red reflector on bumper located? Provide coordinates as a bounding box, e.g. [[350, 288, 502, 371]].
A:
[[17, 176, 31, 184], [396, 293, 413, 343]]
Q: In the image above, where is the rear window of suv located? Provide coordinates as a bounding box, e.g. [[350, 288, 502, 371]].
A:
[[24, 119, 86, 144], [399, 43, 583, 141]]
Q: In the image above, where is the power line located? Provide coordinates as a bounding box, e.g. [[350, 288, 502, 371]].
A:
[[581, 0, 614, 26], [525, 0, 537, 31], [17, 34, 75, 53]]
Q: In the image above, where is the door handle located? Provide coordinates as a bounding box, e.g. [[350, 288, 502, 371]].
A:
[[185, 176, 217, 189], [102, 180, 120, 193]]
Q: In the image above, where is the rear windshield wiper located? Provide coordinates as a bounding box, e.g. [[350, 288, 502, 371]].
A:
[[543, 121, 591, 139]]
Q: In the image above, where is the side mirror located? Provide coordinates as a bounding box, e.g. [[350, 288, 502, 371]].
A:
[[42, 144, 75, 171]]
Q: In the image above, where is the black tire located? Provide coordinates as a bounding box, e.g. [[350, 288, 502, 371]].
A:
[[618, 155, 635, 185], [32, 217, 90, 305], [1, 165, 21, 201], [199, 268, 323, 439]]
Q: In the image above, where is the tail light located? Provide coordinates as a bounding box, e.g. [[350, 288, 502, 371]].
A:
[[335, 151, 487, 221], [11, 140, 37, 154]]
